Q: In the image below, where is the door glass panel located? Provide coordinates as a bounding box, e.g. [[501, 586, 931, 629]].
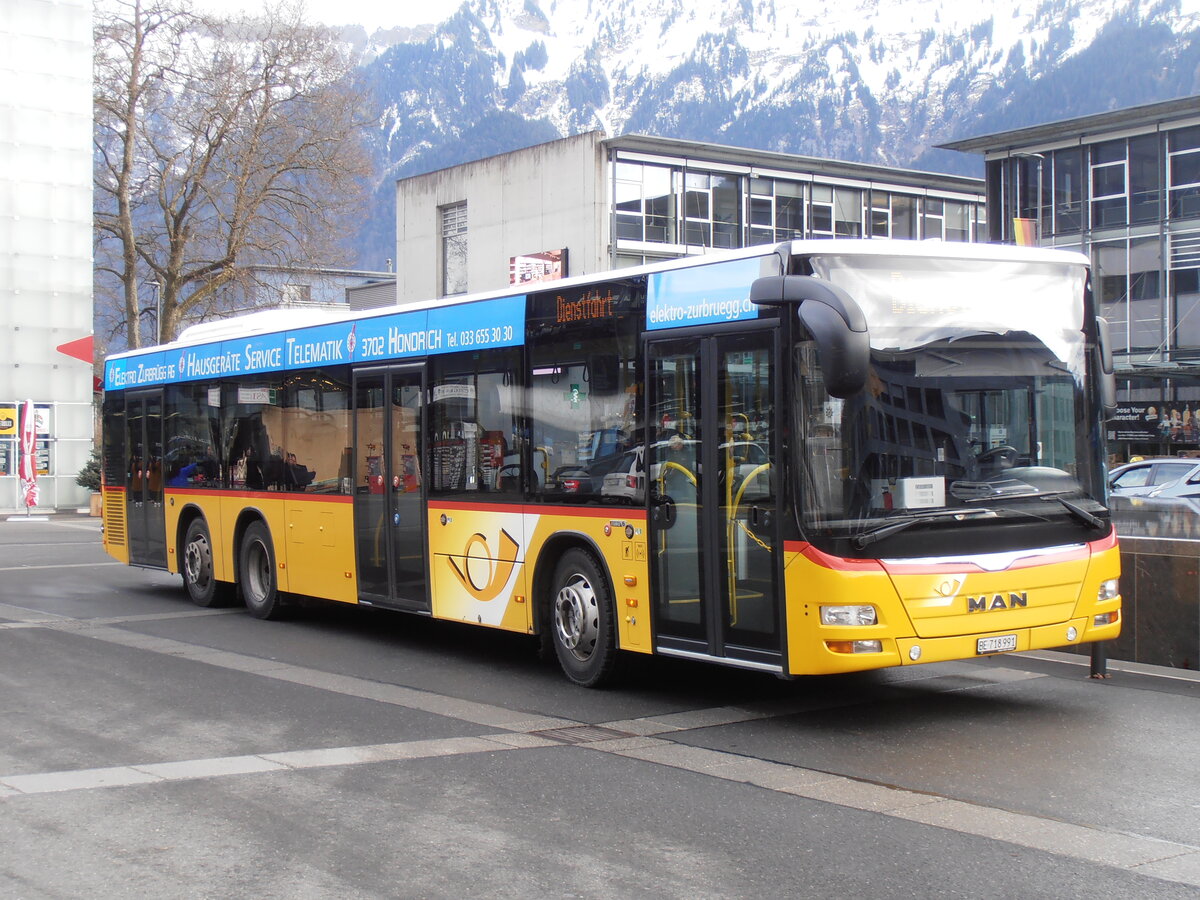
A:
[[126, 396, 145, 553], [650, 345, 705, 642], [144, 394, 166, 564], [719, 339, 778, 649], [391, 373, 424, 598], [354, 374, 388, 598]]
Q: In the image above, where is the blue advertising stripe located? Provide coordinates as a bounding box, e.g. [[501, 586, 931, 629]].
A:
[[646, 255, 764, 331], [105, 294, 526, 391]]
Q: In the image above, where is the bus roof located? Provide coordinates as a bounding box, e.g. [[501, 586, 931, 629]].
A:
[[105, 239, 1089, 370]]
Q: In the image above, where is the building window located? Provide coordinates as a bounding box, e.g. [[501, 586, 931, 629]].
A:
[[1129, 133, 1162, 225], [440, 202, 468, 296], [1090, 140, 1128, 229], [834, 188, 862, 237], [944, 200, 969, 242], [749, 178, 804, 245], [682, 172, 741, 248], [1168, 126, 1200, 220], [614, 162, 675, 244], [1173, 268, 1200, 356], [921, 197, 945, 239], [1052, 148, 1084, 235], [892, 194, 916, 239], [1096, 238, 1165, 358], [869, 191, 891, 237]]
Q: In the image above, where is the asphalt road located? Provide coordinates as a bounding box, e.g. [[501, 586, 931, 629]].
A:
[[1, 514, 1198, 899]]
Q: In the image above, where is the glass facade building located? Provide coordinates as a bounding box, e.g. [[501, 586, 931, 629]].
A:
[[942, 97, 1200, 459], [607, 137, 985, 270]]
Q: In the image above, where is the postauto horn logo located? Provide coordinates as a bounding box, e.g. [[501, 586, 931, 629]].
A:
[[447, 529, 520, 602]]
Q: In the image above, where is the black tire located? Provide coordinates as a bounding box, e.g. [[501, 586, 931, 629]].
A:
[[239, 521, 284, 620], [548, 548, 620, 687], [181, 517, 234, 608]]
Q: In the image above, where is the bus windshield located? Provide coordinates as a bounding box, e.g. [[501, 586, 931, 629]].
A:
[[794, 250, 1106, 553]]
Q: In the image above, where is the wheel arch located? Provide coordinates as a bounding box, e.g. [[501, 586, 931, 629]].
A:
[[174, 503, 207, 561], [231, 506, 270, 586], [531, 532, 614, 640]]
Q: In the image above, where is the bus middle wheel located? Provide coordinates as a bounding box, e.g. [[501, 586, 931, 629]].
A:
[[239, 520, 284, 620]]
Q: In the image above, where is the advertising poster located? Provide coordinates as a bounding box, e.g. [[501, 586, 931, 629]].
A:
[[1107, 402, 1200, 444]]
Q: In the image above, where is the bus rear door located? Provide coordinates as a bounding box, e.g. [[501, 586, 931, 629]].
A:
[[125, 389, 167, 568], [647, 330, 783, 671]]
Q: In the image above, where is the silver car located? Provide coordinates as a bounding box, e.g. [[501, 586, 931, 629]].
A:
[[1108, 458, 1200, 497]]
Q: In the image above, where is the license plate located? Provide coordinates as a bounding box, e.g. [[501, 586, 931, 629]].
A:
[[977, 634, 1017, 655]]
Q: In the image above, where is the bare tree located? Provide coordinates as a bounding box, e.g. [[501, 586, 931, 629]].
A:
[[94, 0, 373, 348]]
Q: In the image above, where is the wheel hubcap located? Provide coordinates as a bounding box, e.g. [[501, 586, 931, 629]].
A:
[[554, 573, 599, 661], [184, 534, 211, 590], [247, 540, 270, 604]]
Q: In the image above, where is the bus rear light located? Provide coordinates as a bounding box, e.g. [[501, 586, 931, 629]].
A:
[[826, 640, 883, 654], [1094, 611, 1119, 626], [820, 605, 877, 626]]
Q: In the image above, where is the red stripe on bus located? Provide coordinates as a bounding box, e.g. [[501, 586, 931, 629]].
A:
[[165, 488, 353, 504], [427, 499, 646, 520]]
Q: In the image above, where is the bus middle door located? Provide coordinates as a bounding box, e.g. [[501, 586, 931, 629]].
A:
[[352, 366, 429, 611]]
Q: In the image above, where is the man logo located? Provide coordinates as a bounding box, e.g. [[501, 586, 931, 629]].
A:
[[448, 529, 520, 603], [967, 592, 1028, 612]]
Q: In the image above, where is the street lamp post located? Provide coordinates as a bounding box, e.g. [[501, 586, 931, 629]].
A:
[[148, 280, 162, 345]]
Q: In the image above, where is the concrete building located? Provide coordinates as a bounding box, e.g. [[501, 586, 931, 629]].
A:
[[941, 96, 1200, 459], [391, 131, 986, 305], [0, 0, 93, 511]]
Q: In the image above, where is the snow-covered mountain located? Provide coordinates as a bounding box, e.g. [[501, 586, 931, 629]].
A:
[[351, 0, 1200, 266]]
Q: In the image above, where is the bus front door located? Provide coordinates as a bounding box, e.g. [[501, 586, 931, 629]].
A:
[[126, 390, 167, 568], [353, 367, 429, 611], [648, 332, 782, 670]]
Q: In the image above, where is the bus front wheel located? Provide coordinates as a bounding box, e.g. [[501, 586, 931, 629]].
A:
[[239, 521, 284, 620], [549, 548, 619, 687]]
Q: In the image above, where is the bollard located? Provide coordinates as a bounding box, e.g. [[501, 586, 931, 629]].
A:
[[1089, 640, 1109, 679]]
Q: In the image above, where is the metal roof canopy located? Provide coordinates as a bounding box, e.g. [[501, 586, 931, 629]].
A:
[[937, 96, 1200, 155]]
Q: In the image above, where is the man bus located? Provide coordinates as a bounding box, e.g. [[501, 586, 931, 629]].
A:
[[101, 240, 1121, 686]]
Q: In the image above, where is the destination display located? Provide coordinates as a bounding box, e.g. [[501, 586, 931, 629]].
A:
[[105, 294, 526, 391]]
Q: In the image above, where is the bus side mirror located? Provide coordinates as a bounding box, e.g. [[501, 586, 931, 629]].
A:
[[751, 275, 870, 398], [1096, 316, 1117, 416]]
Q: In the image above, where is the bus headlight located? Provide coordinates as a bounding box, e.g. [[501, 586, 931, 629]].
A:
[[1097, 578, 1120, 602], [820, 605, 878, 626]]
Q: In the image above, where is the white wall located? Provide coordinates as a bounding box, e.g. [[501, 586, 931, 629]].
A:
[[396, 131, 608, 303], [0, 0, 94, 509]]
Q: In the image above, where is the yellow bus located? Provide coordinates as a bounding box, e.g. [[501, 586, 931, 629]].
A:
[[101, 240, 1122, 686]]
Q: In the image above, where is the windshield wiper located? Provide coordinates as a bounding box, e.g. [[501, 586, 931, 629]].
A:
[[851, 509, 995, 549], [1052, 496, 1105, 528]]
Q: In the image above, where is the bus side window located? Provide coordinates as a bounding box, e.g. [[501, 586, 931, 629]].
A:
[[428, 352, 522, 498]]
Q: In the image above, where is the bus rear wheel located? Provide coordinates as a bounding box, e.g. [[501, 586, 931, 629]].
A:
[[239, 521, 284, 620], [182, 518, 233, 608], [549, 548, 619, 687]]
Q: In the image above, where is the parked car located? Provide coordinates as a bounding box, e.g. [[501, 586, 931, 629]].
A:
[[1146, 466, 1200, 501], [1108, 458, 1200, 497]]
